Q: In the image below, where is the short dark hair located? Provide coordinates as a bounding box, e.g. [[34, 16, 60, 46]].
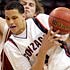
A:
[[5, 1, 24, 14]]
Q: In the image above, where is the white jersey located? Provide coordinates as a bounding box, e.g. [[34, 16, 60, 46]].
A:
[[46, 44, 70, 70], [3, 14, 70, 70]]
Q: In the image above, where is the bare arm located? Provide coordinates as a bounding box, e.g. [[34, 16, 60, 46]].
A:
[[31, 27, 62, 70]]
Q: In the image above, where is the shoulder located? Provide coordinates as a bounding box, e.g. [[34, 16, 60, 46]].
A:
[[36, 13, 49, 18], [4, 37, 18, 52], [0, 17, 8, 33], [26, 14, 50, 33], [0, 17, 6, 27], [26, 13, 49, 23], [35, 13, 50, 30], [0, 17, 5, 21]]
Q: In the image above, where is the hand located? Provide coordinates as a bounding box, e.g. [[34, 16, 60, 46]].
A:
[[41, 27, 62, 53]]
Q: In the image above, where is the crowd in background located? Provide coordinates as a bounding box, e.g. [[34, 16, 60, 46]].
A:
[[0, 0, 70, 18]]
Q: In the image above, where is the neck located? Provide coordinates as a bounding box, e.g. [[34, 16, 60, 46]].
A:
[[16, 22, 26, 35]]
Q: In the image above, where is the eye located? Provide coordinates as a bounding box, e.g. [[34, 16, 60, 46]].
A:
[[12, 16, 18, 20], [5, 16, 10, 20], [29, 3, 34, 7]]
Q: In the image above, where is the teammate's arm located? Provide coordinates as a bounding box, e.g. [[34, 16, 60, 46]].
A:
[[31, 27, 61, 70]]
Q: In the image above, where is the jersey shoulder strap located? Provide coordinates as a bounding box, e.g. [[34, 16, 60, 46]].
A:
[[33, 17, 49, 64], [33, 18, 48, 34], [8, 38, 18, 48]]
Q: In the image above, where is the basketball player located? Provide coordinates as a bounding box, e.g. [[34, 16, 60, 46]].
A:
[[42, 31, 70, 70], [0, 0, 44, 45], [4, 3, 70, 70], [42, 7, 70, 70], [3, 1, 61, 70], [0, 0, 44, 70], [19, 0, 44, 19], [0, 0, 44, 44]]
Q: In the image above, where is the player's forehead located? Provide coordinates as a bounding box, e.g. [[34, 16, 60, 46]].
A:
[[5, 9, 21, 18]]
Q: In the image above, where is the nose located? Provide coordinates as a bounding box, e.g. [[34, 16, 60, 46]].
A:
[[10, 19, 13, 24], [8, 19, 14, 26], [25, 4, 29, 9]]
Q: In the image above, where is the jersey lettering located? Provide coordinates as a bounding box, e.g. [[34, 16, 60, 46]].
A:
[[24, 35, 44, 60], [34, 40, 41, 47]]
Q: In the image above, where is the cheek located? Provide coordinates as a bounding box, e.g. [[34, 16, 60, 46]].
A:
[[17, 20, 22, 27], [32, 7, 36, 13], [30, 8, 36, 15], [15, 19, 21, 25], [6, 21, 11, 27], [32, 7, 36, 11]]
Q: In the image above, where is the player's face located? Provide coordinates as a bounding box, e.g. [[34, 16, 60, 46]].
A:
[[20, 0, 36, 19], [5, 9, 26, 35]]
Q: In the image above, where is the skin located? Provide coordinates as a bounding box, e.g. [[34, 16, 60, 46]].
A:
[[0, 0, 43, 42], [5, 4, 61, 70], [4, 3, 70, 70], [66, 35, 70, 45], [5, 9, 26, 35], [20, 0, 36, 19], [0, 0, 36, 42], [0, 31, 3, 43], [32, 27, 61, 70], [0, 17, 6, 43]]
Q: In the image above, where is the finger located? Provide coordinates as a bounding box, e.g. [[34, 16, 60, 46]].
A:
[[54, 41, 62, 46], [47, 26, 53, 36], [51, 30, 60, 38], [54, 37, 61, 41], [55, 42, 62, 47]]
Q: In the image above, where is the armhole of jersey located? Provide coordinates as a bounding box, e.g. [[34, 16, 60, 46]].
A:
[[33, 18, 48, 34]]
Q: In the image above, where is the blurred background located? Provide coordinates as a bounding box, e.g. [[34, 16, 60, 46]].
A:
[[0, 0, 70, 18], [39, 0, 70, 14]]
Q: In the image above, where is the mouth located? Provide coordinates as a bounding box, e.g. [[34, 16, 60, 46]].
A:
[[9, 26, 16, 29]]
